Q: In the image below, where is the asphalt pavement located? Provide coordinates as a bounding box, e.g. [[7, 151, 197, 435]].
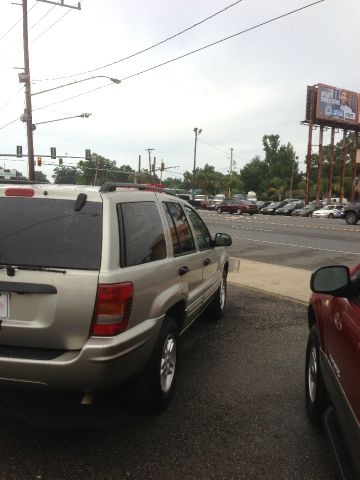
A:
[[0, 286, 338, 480]]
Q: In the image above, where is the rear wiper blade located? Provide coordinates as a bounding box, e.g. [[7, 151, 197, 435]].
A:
[[0, 265, 66, 275]]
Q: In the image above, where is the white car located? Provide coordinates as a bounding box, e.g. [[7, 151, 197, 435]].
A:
[[312, 204, 344, 218]]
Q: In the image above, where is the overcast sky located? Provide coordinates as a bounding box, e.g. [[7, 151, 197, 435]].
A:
[[0, 0, 359, 182]]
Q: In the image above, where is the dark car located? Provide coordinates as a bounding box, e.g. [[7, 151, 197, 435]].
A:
[[256, 200, 271, 210], [343, 203, 360, 225], [305, 263, 360, 478], [292, 204, 323, 217], [260, 200, 288, 215], [216, 198, 257, 215], [275, 201, 304, 215]]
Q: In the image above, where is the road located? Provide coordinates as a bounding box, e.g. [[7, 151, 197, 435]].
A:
[[0, 286, 338, 480], [201, 210, 360, 270]]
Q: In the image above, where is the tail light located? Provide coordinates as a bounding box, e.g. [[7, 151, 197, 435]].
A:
[[91, 282, 133, 336]]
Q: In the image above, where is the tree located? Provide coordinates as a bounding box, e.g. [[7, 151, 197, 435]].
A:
[[34, 171, 50, 183], [77, 155, 136, 185], [53, 166, 77, 184], [240, 156, 269, 193]]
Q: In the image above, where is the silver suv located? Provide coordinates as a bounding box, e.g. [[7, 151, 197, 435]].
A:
[[0, 182, 231, 411]]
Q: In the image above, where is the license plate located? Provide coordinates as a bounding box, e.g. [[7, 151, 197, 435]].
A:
[[0, 293, 9, 318]]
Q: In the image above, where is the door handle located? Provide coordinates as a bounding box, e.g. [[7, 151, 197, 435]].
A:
[[204, 258, 211, 266], [178, 266, 189, 276]]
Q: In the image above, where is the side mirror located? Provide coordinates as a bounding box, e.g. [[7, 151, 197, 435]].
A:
[[212, 233, 232, 247], [310, 265, 350, 296]]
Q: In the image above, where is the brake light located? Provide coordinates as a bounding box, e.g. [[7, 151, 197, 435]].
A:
[[5, 188, 34, 197], [91, 283, 133, 336]]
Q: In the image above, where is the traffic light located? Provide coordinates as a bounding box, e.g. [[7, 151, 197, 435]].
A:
[[16, 145, 22, 158], [59, 158, 63, 166], [160, 161, 165, 171], [37, 157, 42, 167], [85, 149, 91, 160], [50, 147, 56, 159]]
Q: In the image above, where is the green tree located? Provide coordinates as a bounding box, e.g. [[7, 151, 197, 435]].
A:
[[53, 166, 77, 184], [77, 155, 135, 185], [240, 156, 269, 193], [34, 171, 50, 183]]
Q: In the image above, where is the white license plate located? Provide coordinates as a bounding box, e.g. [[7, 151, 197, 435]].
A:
[[0, 293, 9, 318]]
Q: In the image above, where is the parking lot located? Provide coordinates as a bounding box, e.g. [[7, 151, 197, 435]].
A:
[[0, 285, 338, 480]]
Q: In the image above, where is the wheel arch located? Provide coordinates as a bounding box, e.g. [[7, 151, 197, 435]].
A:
[[166, 300, 186, 332], [308, 304, 316, 330]]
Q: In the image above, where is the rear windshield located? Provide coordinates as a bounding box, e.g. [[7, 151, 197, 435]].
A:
[[0, 197, 102, 270]]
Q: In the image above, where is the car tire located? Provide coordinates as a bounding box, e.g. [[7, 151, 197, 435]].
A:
[[328, 213, 334, 219], [345, 211, 358, 225], [305, 326, 327, 426], [132, 316, 178, 412], [208, 270, 227, 320], [236, 209, 242, 215], [217, 208, 223, 214]]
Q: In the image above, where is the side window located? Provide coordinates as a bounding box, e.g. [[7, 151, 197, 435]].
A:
[[117, 202, 166, 267], [183, 205, 211, 250], [163, 202, 195, 255]]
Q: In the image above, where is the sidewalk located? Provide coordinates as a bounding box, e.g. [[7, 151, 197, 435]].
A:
[[228, 258, 312, 304]]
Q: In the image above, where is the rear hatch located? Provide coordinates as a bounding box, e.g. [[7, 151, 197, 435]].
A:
[[0, 190, 102, 350]]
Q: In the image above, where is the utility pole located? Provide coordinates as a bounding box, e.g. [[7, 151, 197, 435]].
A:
[[20, 0, 81, 181], [327, 127, 335, 203], [228, 148, 233, 197], [339, 130, 347, 203], [146, 148, 154, 183], [22, 0, 34, 181], [192, 127, 202, 193]]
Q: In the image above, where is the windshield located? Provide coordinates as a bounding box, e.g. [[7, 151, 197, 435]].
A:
[[0, 198, 102, 270]]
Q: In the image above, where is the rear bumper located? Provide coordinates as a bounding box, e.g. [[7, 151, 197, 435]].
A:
[[0, 316, 163, 391]]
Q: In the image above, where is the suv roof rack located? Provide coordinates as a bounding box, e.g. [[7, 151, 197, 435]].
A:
[[100, 182, 169, 194]]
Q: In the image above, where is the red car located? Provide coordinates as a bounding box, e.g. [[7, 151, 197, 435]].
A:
[[305, 262, 360, 478], [216, 199, 257, 215]]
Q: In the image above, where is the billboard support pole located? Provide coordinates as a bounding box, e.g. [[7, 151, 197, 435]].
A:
[[305, 88, 314, 205], [327, 127, 335, 203], [350, 133, 359, 203], [316, 125, 324, 204], [339, 130, 347, 203]]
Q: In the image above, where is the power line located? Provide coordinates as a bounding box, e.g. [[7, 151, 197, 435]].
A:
[[120, 0, 325, 82], [1, 0, 326, 122], [30, 1, 82, 44], [29, 2, 59, 31], [0, 117, 20, 131], [0, 1, 38, 44], [33, 81, 114, 111], [0, 86, 23, 114], [33, 0, 246, 81]]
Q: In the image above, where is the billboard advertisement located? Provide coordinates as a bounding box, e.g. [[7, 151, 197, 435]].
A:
[[316, 84, 359, 126]]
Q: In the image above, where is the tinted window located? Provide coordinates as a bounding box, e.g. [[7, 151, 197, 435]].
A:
[[0, 197, 102, 270], [118, 202, 166, 267], [163, 202, 195, 255], [184, 205, 211, 250]]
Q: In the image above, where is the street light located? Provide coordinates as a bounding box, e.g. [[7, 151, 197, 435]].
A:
[[31, 75, 121, 96], [289, 155, 299, 201], [192, 127, 202, 194]]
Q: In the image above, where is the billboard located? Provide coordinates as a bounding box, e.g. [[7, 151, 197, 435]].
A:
[[316, 83, 359, 126]]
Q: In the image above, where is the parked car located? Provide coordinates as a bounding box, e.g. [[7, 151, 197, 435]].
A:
[[214, 194, 226, 206], [176, 193, 197, 208], [305, 263, 360, 478], [275, 201, 304, 215], [216, 198, 258, 215], [343, 203, 360, 225], [312, 204, 345, 219], [260, 200, 288, 215], [291, 204, 323, 217], [256, 200, 271, 210], [0, 182, 232, 412], [193, 194, 214, 210]]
